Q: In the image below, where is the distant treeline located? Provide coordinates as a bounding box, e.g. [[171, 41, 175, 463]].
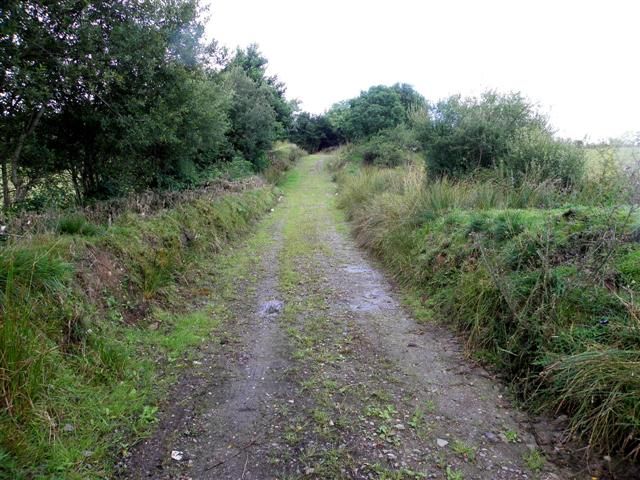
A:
[[291, 84, 594, 186], [1, 1, 296, 213]]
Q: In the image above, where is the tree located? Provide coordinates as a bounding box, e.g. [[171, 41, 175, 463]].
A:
[[0, 0, 84, 209], [0, 0, 251, 206], [228, 44, 295, 138], [326, 84, 424, 142], [417, 91, 584, 183], [223, 67, 278, 169], [289, 113, 341, 152]]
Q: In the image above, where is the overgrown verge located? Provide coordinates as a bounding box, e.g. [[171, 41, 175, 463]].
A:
[[4, 142, 305, 239], [332, 155, 640, 461], [0, 144, 304, 479]]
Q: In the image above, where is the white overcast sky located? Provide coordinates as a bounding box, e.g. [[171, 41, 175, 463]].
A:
[[203, 0, 639, 141]]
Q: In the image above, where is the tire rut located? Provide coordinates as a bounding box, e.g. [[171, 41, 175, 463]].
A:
[[123, 219, 293, 480]]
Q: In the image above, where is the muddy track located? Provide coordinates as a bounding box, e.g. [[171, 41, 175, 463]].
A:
[[123, 219, 294, 479], [123, 154, 581, 479]]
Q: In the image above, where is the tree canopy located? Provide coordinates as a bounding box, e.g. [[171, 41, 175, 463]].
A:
[[0, 1, 294, 211], [418, 91, 584, 183], [327, 83, 426, 141]]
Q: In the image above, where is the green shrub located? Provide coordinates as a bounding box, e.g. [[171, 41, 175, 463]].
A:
[[417, 91, 585, 185], [57, 214, 101, 236], [359, 125, 419, 167], [220, 156, 256, 180]]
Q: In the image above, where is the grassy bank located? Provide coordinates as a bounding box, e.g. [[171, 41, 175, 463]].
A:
[[0, 144, 304, 479], [332, 153, 640, 459]]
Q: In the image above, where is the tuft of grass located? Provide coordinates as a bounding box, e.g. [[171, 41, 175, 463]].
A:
[[57, 214, 102, 236], [446, 466, 464, 480], [523, 448, 545, 472], [452, 440, 476, 461], [0, 246, 72, 295], [542, 349, 640, 457]]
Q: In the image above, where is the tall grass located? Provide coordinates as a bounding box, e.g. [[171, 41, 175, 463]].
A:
[[543, 349, 640, 458], [0, 247, 73, 415], [264, 142, 307, 184], [333, 153, 640, 457]]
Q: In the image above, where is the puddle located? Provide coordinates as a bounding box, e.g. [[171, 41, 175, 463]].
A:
[[349, 289, 393, 312], [343, 264, 372, 274]]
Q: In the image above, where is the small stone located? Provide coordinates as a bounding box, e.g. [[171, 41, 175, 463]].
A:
[[261, 300, 283, 315], [394, 424, 406, 430], [484, 431, 499, 443], [552, 414, 569, 427], [62, 424, 75, 432], [171, 450, 184, 461], [436, 438, 449, 447], [387, 453, 397, 460]]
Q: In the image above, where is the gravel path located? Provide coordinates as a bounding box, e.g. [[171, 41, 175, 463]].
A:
[[123, 154, 579, 480]]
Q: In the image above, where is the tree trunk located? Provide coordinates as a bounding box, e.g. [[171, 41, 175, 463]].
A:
[[10, 105, 45, 205], [1, 157, 9, 214]]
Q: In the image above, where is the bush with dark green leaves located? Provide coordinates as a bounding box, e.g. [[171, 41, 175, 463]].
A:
[[327, 83, 426, 142], [417, 91, 585, 185], [357, 125, 420, 167], [289, 112, 341, 152]]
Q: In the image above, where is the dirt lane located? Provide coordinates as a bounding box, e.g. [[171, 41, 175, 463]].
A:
[[124, 154, 576, 479]]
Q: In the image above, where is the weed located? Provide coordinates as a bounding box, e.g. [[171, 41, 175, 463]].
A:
[[423, 398, 437, 413], [523, 449, 545, 472], [366, 463, 427, 479], [365, 404, 398, 421], [376, 424, 398, 444], [408, 408, 424, 429], [503, 429, 519, 443], [139, 405, 158, 424], [452, 440, 476, 461], [446, 466, 464, 480]]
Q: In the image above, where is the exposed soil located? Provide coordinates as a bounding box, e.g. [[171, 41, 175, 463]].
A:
[[122, 154, 599, 479]]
